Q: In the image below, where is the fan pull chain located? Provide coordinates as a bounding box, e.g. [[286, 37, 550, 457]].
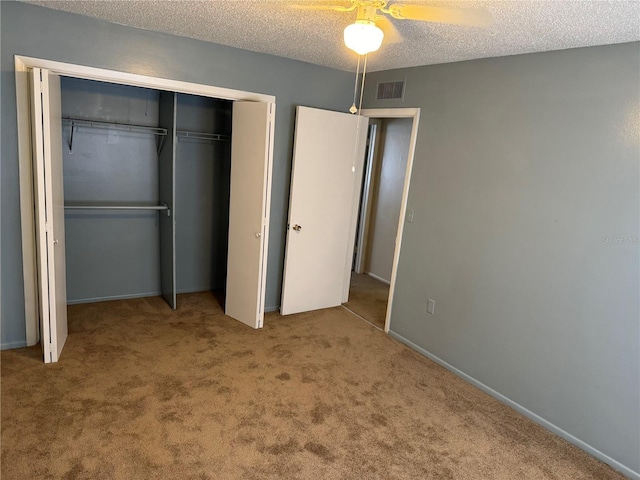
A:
[[350, 55, 361, 114], [351, 53, 369, 172], [349, 54, 368, 115], [358, 54, 368, 115]]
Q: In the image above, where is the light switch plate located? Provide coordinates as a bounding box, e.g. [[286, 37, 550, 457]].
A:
[[427, 299, 435, 315], [407, 208, 415, 223]]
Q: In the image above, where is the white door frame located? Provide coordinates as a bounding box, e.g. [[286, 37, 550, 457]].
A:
[[354, 108, 420, 333], [15, 55, 276, 346]]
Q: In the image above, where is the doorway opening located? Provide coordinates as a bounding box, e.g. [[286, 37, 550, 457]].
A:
[[342, 108, 420, 332]]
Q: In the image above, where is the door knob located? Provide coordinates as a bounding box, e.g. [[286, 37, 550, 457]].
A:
[[53, 239, 59, 245], [255, 232, 261, 238], [293, 224, 302, 232]]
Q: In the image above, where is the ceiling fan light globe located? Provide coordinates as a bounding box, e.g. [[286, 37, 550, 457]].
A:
[[344, 21, 384, 55]]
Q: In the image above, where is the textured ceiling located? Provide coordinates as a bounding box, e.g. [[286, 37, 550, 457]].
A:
[[23, 0, 640, 72]]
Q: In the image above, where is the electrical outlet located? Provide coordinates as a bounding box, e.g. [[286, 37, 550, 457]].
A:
[[427, 299, 435, 315]]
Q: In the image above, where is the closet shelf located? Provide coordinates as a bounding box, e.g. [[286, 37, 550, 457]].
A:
[[62, 117, 168, 136], [176, 130, 230, 142], [64, 204, 171, 216], [62, 117, 168, 154]]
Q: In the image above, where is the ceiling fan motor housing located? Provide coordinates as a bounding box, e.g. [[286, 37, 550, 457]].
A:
[[358, 5, 379, 22]]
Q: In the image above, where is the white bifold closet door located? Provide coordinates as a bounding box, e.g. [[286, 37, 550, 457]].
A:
[[280, 106, 369, 315], [30, 67, 68, 363], [225, 101, 274, 329]]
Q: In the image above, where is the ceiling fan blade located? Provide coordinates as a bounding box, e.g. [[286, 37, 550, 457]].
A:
[[376, 16, 403, 45], [289, 3, 355, 12], [388, 4, 492, 27]]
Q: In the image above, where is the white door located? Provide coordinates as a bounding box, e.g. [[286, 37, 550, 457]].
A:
[[281, 106, 368, 315], [225, 101, 274, 328], [30, 67, 68, 363]]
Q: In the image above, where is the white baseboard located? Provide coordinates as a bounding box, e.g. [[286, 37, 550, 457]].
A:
[[66, 291, 162, 305], [388, 330, 639, 480], [366, 272, 391, 285], [1, 340, 28, 350]]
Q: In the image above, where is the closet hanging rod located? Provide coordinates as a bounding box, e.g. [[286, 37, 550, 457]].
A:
[[64, 204, 171, 216], [176, 130, 230, 142]]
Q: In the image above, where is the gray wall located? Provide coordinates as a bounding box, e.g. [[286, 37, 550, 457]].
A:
[[0, 1, 353, 347], [62, 78, 163, 303], [365, 118, 412, 282], [363, 43, 640, 476]]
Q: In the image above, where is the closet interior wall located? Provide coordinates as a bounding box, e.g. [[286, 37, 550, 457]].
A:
[[62, 77, 165, 304], [175, 94, 232, 295], [61, 79, 232, 306]]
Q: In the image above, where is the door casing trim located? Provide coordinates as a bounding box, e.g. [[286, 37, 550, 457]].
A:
[[355, 108, 420, 333]]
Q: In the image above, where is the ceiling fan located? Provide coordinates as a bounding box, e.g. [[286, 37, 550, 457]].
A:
[[292, 0, 492, 55]]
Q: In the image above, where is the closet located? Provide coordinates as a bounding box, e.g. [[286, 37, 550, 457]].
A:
[[24, 64, 273, 363], [61, 78, 231, 309]]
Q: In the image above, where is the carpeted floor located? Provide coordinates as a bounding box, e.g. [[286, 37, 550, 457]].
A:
[[1, 292, 623, 479], [343, 272, 390, 329]]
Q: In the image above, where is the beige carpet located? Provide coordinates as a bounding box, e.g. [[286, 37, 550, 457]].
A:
[[343, 272, 390, 329], [1, 292, 623, 479]]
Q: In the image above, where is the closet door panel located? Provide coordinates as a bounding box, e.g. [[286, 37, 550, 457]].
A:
[[30, 67, 68, 363], [226, 101, 273, 329], [159, 92, 177, 308]]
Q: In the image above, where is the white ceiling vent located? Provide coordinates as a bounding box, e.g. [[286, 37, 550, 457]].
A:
[[376, 81, 405, 100]]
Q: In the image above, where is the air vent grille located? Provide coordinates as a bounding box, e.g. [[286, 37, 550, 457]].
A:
[[376, 81, 404, 100]]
